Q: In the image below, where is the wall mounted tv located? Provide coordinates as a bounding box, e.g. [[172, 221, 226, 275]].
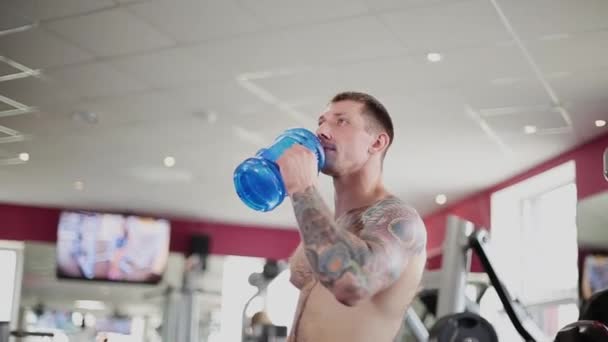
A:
[[56, 211, 170, 284]]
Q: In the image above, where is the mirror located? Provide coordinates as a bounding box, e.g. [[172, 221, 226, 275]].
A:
[[19, 241, 297, 342], [577, 191, 608, 303], [604, 147, 607, 181]]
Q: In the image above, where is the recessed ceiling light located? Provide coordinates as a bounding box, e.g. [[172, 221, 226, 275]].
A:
[[524, 125, 537, 134], [207, 111, 218, 124], [426, 52, 442, 62], [18, 152, 29, 161], [74, 181, 84, 191], [163, 156, 176, 168], [435, 194, 447, 205], [596, 120, 606, 127]]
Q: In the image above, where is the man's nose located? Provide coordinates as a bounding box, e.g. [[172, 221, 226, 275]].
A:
[[316, 125, 332, 142]]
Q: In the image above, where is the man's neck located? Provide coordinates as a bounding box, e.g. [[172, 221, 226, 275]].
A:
[[332, 164, 387, 219]]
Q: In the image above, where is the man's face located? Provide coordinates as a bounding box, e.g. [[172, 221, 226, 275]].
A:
[[316, 100, 376, 176]]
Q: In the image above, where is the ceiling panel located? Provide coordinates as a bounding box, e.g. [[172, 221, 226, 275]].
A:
[[498, 0, 608, 38], [0, 76, 78, 108], [46, 62, 152, 100], [165, 80, 273, 118], [250, 57, 422, 105], [482, 108, 570, 135], [249, 67, 367, 106], [406, 45, 532, 89], [0, 27, 94, 70], [0, 101, 15, 113], [379, 0, 512, 52], [126, 0, 265, 43], [528, 30, 608, 73], [362, 0, 465, 12], [236, 0, 369, 28], [458, 79, 551, 110], [550, 67, 608, 103], [45, 7, 175, 57], [6, 0, 115, 22], [565, 100, 608, 141], [110, 47, 226, 89], [0, 1, 36, 31], [187, 16, 406, 76], [0, 61, 20, 77]]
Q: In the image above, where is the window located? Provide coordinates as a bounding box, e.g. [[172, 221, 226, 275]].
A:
[[519, 182, 579, 303], [488, 161, 579, 338]]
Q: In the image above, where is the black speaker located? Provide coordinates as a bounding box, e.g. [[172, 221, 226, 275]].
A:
[[189, 234, 211, 270]]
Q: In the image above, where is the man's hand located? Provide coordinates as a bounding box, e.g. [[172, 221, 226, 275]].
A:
[[276, 144, 318, 195]]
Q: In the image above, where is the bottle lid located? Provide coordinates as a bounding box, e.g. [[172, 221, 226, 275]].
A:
[[234, 157, 286, 212]]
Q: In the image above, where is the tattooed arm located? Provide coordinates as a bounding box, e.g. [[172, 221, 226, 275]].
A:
[[289, 243, 314, 289], [290, 186, 427, 306]]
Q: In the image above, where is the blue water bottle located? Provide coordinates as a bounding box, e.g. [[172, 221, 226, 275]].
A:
[[233, 128, 325, 212]]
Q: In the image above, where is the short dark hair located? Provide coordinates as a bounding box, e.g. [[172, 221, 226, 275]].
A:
[[331, 91, 394, 152]]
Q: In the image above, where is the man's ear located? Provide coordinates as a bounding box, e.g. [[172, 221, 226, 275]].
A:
[[369, 132, 390, 155]]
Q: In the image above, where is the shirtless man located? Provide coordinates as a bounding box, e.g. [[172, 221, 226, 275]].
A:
[[276, 92, 428, 341]]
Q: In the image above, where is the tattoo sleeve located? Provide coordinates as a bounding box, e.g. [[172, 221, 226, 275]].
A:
[[290, 186, 427, 306]]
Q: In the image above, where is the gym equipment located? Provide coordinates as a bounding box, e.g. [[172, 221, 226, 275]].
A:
[[242, 260, 287, 342], [554, 321, 608, 341], [553, 289, 608, 342], [405, 307, 430, 341], [404, 215, 549, 342], [416, 287, 485, 323], [579, 288, 608, 327], [233, 128, 325, 212], [428, 312, 498, 342]]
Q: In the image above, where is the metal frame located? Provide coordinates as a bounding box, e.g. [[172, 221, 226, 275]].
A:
[[404, 215, 548, 342]]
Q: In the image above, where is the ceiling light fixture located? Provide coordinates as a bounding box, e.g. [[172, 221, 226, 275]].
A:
[[163, 156, 176, 168], [18, 152, 29, 161], [206, 111, 218, 124], [435, 194, 447, 205], [596, 120, 606, 127], [74, 181, 84, 191], [426, 52, 442, 62], [524, 125, 537, 134]]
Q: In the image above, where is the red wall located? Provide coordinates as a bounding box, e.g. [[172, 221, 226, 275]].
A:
[[1, 133, 606, 261], [423, 132, 608, 269], [423, 132, 608, 251], [0, 202, 301, 260]]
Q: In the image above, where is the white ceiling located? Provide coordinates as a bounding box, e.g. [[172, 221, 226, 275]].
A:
[[0, 0, 607, 229]]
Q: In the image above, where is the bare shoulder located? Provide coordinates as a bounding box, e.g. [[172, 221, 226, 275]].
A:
[[360, 195, 427, 255]]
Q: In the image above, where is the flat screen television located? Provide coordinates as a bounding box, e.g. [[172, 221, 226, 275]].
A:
[[580, 252, 608, 301], [56, 211, 170, 284]]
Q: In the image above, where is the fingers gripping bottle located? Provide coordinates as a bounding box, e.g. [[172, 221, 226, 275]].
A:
[[233, 128, 325, 212]]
